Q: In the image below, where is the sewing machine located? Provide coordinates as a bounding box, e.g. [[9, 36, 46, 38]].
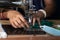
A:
[[0, 20, 60, 40], [0, 0, 60, 40]]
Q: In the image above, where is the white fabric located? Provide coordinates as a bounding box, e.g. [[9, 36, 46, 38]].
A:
[[0, 23, 7, 38]]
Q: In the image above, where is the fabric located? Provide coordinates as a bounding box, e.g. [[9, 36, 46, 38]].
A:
[[33, 0, 45, 11]]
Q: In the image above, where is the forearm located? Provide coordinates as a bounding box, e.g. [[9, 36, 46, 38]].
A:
[[0, 12, 7, 19], [37, 0, 55, 19], [0, 9, 11, 19], [44, 0, 55, 17]]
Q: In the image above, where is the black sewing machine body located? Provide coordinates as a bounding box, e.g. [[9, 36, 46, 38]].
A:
[[2, 24, 46, 35]]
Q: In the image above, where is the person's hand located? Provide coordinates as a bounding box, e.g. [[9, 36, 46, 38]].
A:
[[32, 11, 44, 26], [6, 10, 29, 28]]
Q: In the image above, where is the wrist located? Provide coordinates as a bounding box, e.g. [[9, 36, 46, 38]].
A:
[[0, 9, 11, 19], [37, 11, 45, 19], [38, 9, 46, 18], [1, 12, 7, 19]]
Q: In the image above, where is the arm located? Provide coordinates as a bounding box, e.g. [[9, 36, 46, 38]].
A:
[[44, 0, 55, 17], [32, 0, 55, 25], [0, 8, 29, 28], [33, 0, 55, 19], [0, 9, 9, 19]]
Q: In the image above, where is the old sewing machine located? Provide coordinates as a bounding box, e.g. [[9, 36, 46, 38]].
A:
[[0, 0, 60, 40]]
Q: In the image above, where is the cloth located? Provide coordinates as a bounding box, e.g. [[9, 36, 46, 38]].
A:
[[33, 0, 45, 11]]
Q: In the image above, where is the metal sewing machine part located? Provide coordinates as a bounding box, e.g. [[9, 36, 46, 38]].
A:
[[0, 23, 7, 38], [28, 4, 37, 26]]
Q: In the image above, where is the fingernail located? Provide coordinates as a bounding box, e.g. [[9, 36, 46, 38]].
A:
[[27, 25, 29, 28], [19, 26, 22, 28], [21, 25, 24, 27], [13, 26, 17, 28]]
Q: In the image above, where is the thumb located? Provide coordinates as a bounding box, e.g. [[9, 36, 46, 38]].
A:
[[33, 18, 36, 26], [37, 18, 40, 26]]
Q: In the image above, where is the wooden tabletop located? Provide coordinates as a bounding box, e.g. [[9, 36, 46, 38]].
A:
[[0, 20, 60, 40], [0, 20, 60, 25], [0, 35, 60, 40]]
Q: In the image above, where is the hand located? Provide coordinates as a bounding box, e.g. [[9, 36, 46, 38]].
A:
[[32, 11, 44, 26], [7, 10, 29, 28]]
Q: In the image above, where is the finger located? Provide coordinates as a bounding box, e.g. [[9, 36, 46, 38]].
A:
[[10, 20, 17, 28], [33, 18, 36, 26], [16, 18, 24, 28], [18, 15, 29, 28], [24, 21, 29, 28], [37, 18, 40, 26], [13, 20, 22, 28]]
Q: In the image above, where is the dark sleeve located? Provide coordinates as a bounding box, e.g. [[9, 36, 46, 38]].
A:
[[12, 7, 25, 16]]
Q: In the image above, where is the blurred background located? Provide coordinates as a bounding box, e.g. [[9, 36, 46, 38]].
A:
[[0, 0, 60, 19], [46, 0, 60, 19]]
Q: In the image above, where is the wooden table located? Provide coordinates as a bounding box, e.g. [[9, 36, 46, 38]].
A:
[[0, 20, 60, 40]]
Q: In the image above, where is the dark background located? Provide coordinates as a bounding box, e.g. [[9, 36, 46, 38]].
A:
[[46, 0, 60, 19], [0, 0, 60, 19]]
